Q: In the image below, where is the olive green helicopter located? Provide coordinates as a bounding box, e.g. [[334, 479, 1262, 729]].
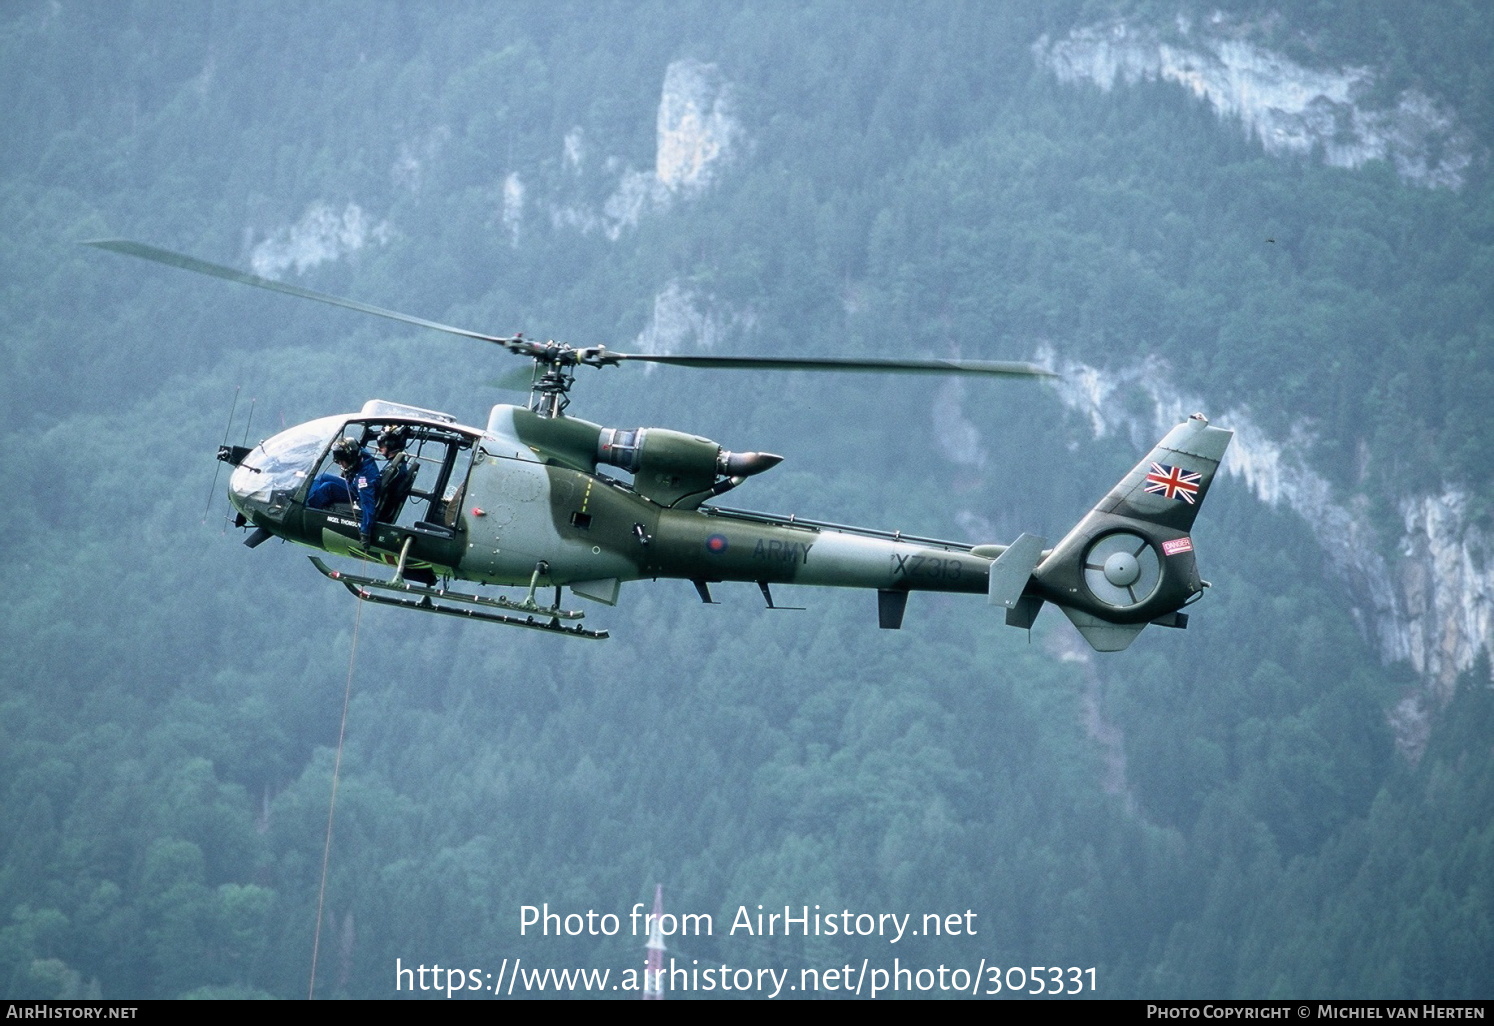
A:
[[87, 239, 1231, 650]]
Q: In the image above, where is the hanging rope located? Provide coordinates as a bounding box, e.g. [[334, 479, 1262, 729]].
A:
[[309, 598, 363, 1000]]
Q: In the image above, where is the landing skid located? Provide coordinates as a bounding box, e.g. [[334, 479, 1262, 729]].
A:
[[310, 557, 609, 639]]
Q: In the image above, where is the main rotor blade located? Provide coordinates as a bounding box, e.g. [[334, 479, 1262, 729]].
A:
[[83, 238, 513, 346], [485, 365, 538, 391], [85, 239, 1057, 381], [609, 353, 1057, 378]]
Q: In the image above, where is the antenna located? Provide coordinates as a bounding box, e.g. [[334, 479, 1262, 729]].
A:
[[204, 386, 240, 525], [644, 884, 665, 1000]]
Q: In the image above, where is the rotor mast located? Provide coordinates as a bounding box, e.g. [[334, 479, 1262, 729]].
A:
[[528, 354, 576, 418], [512, 340, 623, 418]]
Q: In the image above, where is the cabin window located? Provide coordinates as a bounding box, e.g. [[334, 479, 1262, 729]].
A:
[[299, 419, 477, 531]]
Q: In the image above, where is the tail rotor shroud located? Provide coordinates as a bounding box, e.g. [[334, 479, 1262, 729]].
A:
[[1082, 531, 1161, 608]]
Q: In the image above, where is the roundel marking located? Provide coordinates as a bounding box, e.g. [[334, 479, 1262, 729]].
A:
[[705, 533, 729, 555]]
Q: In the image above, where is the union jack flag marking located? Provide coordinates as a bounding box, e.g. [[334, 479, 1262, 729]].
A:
[[1143, 463, 1202, 504]]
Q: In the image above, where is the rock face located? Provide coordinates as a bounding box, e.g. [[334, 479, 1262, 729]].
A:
[[1034, 17, 1474, 189], [614, 63, 747, 350], [632, 278, 755, 359], [1039, 348, 1493, 759], [601, 59, 740, 238], [1397, 493, 1494, 703], [501, 173, 524, 246], [655, 59, 738, 193], [519, 60, 742, 241], [250, 202, 390, 278], [633, 280, 720, 356]]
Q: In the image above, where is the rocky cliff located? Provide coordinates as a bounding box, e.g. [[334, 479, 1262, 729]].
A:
[[1041, 348, 1493, 759], [1034, 15, 1474, 189]]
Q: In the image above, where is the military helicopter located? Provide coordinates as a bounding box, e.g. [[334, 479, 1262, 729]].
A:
[[88, 239, 1231, 650]]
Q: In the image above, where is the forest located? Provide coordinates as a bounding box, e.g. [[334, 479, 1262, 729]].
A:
[[1, 0, 1490, 999]]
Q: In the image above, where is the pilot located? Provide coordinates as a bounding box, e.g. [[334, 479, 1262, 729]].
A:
[[307, 436, 380, 547], [377, 426, 414, 493]]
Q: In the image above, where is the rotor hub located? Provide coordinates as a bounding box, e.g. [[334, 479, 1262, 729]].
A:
[[1102, 551, 1141, 588]]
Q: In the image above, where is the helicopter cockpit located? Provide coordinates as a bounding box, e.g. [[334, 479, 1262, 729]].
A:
[[226, 401, 480, 550], [227, 414, 342, 524]]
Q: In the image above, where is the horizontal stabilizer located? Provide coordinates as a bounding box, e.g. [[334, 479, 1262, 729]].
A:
[[988, 533, 1046, 609], [1060, 606, 1145, 652]]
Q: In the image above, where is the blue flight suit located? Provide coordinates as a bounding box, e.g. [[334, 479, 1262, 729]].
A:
[[345, 451, 379, 540], [308, 451, 380, 542], [307, 475, 351, 508]]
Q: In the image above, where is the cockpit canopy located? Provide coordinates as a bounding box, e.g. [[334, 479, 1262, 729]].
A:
[[229, 415, 345, 521], [228, 407, 480, 530]]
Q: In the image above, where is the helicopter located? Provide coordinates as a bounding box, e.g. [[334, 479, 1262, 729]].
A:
[[87, 239, 1232, 651]]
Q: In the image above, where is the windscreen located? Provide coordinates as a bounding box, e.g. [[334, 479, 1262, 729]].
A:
[[228, 415, 346, 521]]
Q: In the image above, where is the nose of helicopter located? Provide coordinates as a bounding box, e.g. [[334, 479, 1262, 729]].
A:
[[227, 460, 272, 517], [222, 414, 347, 524]]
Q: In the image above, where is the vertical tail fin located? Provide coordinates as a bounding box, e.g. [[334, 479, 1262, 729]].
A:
[[1025, 414, 1233, 652], [1088, 413, 1233, 532]]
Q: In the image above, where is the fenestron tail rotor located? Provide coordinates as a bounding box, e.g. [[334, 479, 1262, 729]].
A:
[[1081, 531, 1162, 608], [85, 238, 1057, 416]]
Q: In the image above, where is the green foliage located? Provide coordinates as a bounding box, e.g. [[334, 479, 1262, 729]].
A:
[[1, 0, 1489, 999]]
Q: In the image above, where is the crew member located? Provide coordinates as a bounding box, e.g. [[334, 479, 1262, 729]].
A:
[[308, 436, 380, 547], [376, 425, 414, 508]]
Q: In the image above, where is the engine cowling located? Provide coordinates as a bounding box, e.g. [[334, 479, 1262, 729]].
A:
[[597, 427, 782, 508]]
